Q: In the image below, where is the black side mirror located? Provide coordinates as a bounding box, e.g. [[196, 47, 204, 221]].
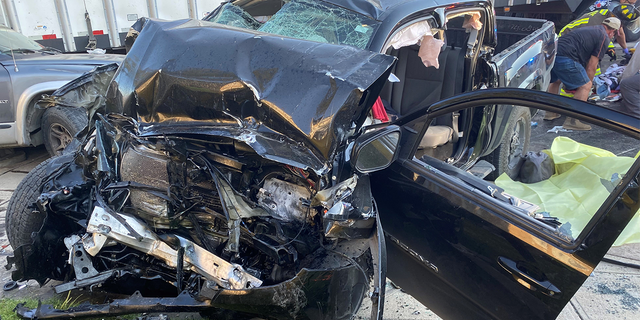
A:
[[351, 125, 401, 173]]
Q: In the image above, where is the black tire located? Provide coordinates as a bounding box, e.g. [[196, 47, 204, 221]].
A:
[[42, 106, 87, 156], [484, 106, 531, 181], [5, 158, 53, 250], [624, 23, 640, 42]]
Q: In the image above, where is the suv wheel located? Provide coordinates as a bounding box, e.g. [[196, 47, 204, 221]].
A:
[[6, 158, 53, 249], [484, 106, 531, 180], [42, 107, 87, 156]]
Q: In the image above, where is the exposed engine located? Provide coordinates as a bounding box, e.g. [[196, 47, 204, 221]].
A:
[[10, 114, 377, 310], [106, 134, 321, 288]]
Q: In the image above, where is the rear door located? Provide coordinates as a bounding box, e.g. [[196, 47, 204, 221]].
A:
[[373, 88, 640, 320]]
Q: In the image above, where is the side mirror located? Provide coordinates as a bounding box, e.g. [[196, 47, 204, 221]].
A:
[[351, 126, 401, 173]]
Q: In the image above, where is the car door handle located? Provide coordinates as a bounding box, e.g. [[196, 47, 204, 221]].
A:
[[498, 256, 561, 297]]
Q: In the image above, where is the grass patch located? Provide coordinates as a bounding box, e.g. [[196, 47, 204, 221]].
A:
[[0, 292, 140, 320]]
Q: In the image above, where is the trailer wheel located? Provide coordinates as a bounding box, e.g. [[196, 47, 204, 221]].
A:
[[42, 107, 87, 156]]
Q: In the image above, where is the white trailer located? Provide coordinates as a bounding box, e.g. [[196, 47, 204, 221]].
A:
[[0, 0, 223, 52]]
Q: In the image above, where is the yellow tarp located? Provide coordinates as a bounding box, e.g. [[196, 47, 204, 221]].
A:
[[496, 137, 640, 246]]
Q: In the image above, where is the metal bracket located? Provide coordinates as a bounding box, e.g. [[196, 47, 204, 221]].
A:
[[86, 206, 262, 290], [71, 242, 99, 280], [55, 270, 121, 293], [64, 236, 98, 280]]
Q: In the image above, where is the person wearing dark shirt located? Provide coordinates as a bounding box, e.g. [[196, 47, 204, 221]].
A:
[[545, 17, 621, 130], [558, 2, 637, 60]]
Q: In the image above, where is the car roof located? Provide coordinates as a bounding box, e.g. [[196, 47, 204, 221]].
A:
[[326, 0, 457, 20], [231, 0, 469, 21]]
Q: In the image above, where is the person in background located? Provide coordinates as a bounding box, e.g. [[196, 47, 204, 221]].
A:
[[560, 0, 637, 61], [545, 17, 621, 130]]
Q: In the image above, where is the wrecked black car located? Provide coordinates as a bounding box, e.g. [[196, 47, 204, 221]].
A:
[[5, 0, 640, 320], [7, 5, 395, 320]]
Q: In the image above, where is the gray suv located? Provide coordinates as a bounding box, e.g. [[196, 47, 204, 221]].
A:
[[0, 26, 123, 155]]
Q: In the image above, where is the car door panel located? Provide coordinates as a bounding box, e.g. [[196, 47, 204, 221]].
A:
[[373, 161, 588, 319], [374, 88, 640, 320], [0, 65, 13, 123]]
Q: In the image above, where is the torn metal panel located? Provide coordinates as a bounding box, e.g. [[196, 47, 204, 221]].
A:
[[312, 174, 358, 208], [18, 262, 367, 320], [107, 18, 395, 171], [209, 258, 370, 319], [38, 63, 118, 119]]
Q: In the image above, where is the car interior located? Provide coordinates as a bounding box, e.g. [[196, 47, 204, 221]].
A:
[[379, 13, 482, 163], [206, 0, 640, 253]]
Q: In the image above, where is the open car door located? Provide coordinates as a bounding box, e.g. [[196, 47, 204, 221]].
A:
[[371, 88, 640, 320]]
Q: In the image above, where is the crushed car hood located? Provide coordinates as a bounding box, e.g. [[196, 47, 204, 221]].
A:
[[105, 18, 395, 173]]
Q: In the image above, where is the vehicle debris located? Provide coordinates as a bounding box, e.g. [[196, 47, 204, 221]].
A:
[[547, 125, 573, 133]]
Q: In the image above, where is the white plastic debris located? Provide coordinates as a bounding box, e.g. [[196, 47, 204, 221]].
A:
[[87, 48, 106, 54], [547, 126, 573, 133]]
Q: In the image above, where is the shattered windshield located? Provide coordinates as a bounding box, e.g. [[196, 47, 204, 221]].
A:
[[207, 0, 379, 49], [208, 3, 262, 30]]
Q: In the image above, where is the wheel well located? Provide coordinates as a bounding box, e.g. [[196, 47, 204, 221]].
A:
[[25, 91, 53, 146]]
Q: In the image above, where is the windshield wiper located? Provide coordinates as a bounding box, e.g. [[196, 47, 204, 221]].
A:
[[4, 48, 37, 54], [40, 46, 62, 54]]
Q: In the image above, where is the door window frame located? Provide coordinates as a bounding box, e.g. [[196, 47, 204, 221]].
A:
[[392, 89, 640, 252]]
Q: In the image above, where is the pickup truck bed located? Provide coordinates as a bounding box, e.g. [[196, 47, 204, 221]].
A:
[[446, 16, 550, 54]]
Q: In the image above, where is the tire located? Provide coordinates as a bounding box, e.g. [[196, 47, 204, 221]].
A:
[[624, 23, 640, 42], [6, 158, 53, 250], [483, 106, 531, 181], [42, 106, 87, 157]]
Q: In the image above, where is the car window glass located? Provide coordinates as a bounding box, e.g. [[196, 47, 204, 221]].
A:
[[0, 28, 44, 53], [205, 0, 380, 49], [406, 105, 640, 244]]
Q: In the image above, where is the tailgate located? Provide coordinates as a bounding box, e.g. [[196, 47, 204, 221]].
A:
[[491, 19, 557, 90]]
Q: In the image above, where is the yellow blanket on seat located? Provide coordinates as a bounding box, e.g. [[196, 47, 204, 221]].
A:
[[496, 136, 640, 246]]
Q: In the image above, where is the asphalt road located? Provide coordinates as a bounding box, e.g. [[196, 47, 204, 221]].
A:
[[529, 108, 640, 157]]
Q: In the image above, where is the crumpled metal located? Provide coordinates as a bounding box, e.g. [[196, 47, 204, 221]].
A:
[[106, 18, 395, 173]]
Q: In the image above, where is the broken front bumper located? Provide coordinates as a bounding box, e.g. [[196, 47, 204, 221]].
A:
[[16, 264, 368, 320]]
